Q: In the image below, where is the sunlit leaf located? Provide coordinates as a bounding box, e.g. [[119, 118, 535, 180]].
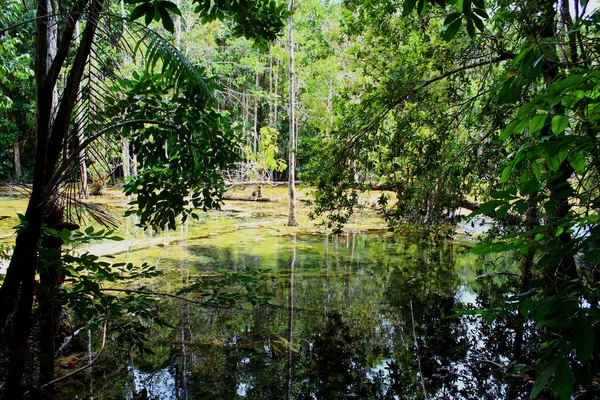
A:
[[551, 115, 569, 135]]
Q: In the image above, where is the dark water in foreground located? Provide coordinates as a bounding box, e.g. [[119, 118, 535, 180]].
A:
[[63, 232, 525, 399]]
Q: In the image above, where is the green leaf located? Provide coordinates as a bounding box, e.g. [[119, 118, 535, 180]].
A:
[[500, 121, 517, 140], [548, 74, 587, 95], [131, 4, 149, 20], [145, 7, 154, 25], [480, 199, 506, 214], [558, 147, 569, 164], [159, 7, 175, 33], [462, 0, 471, 13], [551, 115, 569, 135], [473, 7, 488, 18], [466, 18, 475, 37], [529, 114, 547, 134], [443, 18, 462, 41], [471, 14, 485, 31], [402, 0, 418, 16], [532, 161, 543, 180], [444, 12, 461, 26], [553, 358, 573, 400], [546, 155, 560, 171], [574, 316, 594, 363], [531, 358, 559, 397], [470, 242, 512, 254], [568, 151, 587, 174], [501, 163, 514, 183], [158, 1, 181, 15]]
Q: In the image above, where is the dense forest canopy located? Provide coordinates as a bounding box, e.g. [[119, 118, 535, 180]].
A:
[[0, 0, 599, 397]]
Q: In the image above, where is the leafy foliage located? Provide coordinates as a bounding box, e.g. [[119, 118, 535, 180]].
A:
[[113, 71, 240, 229]]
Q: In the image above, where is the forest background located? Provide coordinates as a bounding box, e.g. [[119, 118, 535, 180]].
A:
[[0, 0, 599, 397]]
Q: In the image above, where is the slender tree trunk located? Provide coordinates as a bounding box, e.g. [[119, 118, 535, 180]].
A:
[[274, 55, 279, 125], [175, 0, 181, 50], [253, 70, 259, 153], [11, 113, 22, 179], [286, 237, 296, 400], [131, 145, 138, 177], [327, 76, 333, 135], [13, 140, 22, 179], [74, 21, 90, 198], [287, 0, 298, 226], [121, 135, 130, 179], [538, 0, 577, 284], [269, 47, 274, 125]]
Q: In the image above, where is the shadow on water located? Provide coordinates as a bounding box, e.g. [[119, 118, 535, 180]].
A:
[[61, 232, 530, 399]]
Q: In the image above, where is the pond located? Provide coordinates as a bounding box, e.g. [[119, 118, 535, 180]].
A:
[[0, 188, 527, 399], [58, 230, 525, 399]]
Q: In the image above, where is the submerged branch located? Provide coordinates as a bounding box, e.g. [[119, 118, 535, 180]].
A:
[[410, 300, 428, 398], [34, 316, 108, 393]]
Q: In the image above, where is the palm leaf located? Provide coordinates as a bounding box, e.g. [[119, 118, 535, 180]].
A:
[[47, 11, 216, 228]]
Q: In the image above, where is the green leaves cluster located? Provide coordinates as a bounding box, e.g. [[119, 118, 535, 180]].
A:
[[113, 71, 239, 229], [178, 267, 276, 308], [128, 0, 181, 33], [128, 0, 289, 47]]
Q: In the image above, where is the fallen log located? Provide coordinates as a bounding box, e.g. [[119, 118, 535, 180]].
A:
[[225, 181, 300, 189], [223, 196, 273, 202]]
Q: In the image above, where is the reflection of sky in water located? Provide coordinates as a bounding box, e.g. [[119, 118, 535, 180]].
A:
[[130, 367, 177, 399], [456, 285, 477, 305], [237, 382, 250, 397]]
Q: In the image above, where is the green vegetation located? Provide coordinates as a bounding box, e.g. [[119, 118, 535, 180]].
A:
[[1, 0, 599, 397]]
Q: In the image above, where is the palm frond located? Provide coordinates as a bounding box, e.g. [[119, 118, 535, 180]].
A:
[[128, 20, 215, 103], [47, 11, 217, 228]]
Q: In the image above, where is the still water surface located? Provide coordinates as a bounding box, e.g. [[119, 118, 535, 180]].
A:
[[70, 229, 523, 399]]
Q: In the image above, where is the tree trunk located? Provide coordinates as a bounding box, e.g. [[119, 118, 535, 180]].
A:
[[11, 113, 22, 179], [287, 0, 298, 227], [121, 135, 130, 180], [286, 237, 296, 400], [269, 47, 274, 126], [13, 141, 22, 179], [175, 0, 181, 50], [253, 70, 259, 153], [0, 0, 103, 394]]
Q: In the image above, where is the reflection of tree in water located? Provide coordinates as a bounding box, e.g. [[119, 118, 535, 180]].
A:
[[77, 235, 541, 399], [297, 312, 386, 399], [383, 247, 532, 399]]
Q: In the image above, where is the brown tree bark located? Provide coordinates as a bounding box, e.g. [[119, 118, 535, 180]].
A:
[[0, 0, 103, 395]]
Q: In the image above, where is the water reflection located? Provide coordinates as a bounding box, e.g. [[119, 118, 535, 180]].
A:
[[76, 233, 526, 399]]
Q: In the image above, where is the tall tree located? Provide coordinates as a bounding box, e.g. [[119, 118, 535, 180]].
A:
[[287, 0, 298, 226]]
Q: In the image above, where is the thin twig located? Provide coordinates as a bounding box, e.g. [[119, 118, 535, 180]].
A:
[[75, 287, 234, 309], [37, 316, 109, 391], [348, 52, 516, 150], [410, 300, 428, 399]]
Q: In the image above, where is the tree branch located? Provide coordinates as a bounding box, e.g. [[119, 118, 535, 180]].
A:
[[73, 287, 234, 309], [33, 316, 108, 393], [349, 52, 516, 148]]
